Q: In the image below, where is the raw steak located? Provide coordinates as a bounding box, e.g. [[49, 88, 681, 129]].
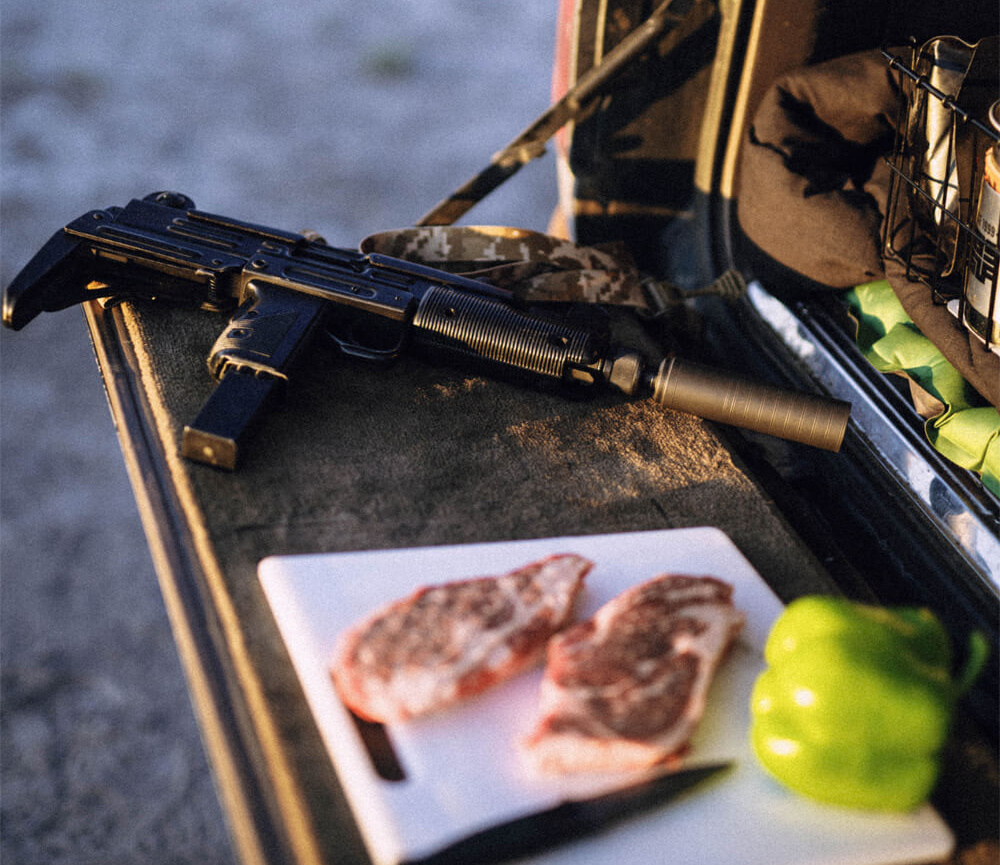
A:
[[331, 554, 593, 722], [522, 574, 744, 774]]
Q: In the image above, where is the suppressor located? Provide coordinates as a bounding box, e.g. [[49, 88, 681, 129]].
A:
[[652, 357, 851, 452]]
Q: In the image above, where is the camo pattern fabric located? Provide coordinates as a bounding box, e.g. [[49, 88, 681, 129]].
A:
[[360, 226, 650, 308]]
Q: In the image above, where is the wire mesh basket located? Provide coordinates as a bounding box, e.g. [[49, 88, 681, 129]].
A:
[[881, 38, 1000, 355]]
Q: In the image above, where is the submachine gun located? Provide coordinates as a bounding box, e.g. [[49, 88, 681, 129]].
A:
[[3, 192, 850, 470]]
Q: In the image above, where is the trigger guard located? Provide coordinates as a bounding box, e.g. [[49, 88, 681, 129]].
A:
[[323, 324, 404, 367]]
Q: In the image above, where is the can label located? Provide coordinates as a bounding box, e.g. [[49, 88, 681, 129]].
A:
[[963, 147, 1000, 345]]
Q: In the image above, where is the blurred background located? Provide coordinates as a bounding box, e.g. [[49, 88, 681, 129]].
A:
[[0, 1, 558, 861]]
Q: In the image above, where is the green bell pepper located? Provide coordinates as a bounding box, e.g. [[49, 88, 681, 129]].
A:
[[750, 595, 989, 811]]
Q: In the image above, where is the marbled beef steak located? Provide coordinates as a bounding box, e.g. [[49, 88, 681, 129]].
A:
[[522, 574, 744, 774], [331, 554, 592, 722]]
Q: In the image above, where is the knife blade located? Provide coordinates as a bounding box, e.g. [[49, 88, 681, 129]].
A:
[[407, 761, 734, 865]]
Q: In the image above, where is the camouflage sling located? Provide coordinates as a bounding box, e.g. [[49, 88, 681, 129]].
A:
[[360, 225, 744, 315]]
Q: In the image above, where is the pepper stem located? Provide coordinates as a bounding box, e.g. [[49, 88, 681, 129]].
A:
[[954, 631, 990, 698]]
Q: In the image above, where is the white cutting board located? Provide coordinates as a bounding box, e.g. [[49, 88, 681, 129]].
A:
[[259, 527, 955, 865]]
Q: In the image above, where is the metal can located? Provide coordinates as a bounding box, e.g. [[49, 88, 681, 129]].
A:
[[962, 100, 1000, 348]]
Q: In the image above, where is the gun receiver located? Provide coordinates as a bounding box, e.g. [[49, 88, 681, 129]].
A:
[[4, 192, 851, 469]]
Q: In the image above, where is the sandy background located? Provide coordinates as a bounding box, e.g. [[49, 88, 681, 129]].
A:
[[1, 2, 558, 861]]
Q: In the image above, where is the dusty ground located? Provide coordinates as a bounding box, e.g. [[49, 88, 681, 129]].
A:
[[0, 2, 557, 861]]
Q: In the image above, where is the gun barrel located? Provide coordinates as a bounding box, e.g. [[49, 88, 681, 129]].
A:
[[652, 357, 851, 452]]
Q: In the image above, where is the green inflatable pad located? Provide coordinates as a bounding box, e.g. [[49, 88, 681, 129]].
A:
[[846, 280, 999, 497]]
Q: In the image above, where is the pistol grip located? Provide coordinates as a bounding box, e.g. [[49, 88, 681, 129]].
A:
[[182, 281, 327, 469]]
